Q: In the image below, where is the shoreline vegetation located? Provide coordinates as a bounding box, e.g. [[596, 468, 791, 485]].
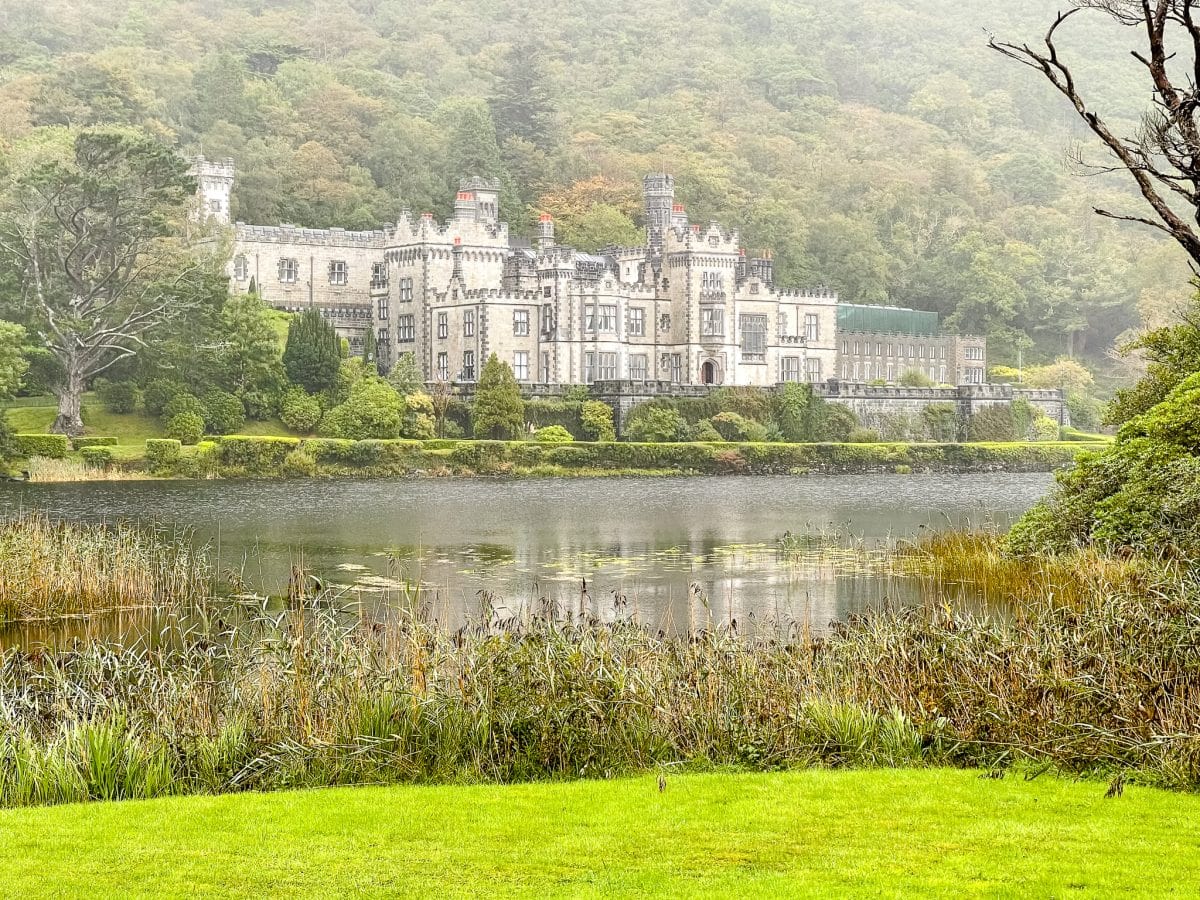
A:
[[4, 434, 1108, 482], [0, 520, 1195, 808]]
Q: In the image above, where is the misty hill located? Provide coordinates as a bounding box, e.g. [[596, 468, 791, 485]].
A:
[[0, 0, 1184, 365]]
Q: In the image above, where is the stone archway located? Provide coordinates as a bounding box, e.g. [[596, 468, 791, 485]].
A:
[[701, 360, 719, 385]]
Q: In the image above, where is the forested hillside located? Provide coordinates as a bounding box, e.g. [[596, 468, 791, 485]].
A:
[[0, 0, 1188, 368]]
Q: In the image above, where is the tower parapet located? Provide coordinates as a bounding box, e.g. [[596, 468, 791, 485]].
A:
[[189, 156, 235, 224], [643, 173, 675, 254]]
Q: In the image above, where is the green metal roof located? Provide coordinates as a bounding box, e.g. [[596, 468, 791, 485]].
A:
[[837, 304, 940, 337]]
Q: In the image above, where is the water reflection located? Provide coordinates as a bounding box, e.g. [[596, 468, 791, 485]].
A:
[[0, 473, 1051, 647]]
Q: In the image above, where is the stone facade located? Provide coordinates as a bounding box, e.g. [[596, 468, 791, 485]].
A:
[[198, 161, 986, 389]]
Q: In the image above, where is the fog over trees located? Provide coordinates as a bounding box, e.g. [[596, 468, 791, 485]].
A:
[[0, 0, 1190, 368]]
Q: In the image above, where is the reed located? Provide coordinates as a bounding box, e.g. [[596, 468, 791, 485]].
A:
[[0, 543, 1196, 809], [0, 515, 210, 623], [24, 458, 143, 483], [895, 529, 1153, 608]]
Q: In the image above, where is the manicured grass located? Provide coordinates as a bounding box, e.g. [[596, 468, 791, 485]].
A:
[[4, 397, 296, 460], [1, 770, 1197, 897]]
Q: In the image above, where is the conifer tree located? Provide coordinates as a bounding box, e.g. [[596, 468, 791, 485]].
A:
[[490, 39, 557, 149], [283, 309, 341, 393], [472, 353, 525, 439], [362, 326, 378, 369]]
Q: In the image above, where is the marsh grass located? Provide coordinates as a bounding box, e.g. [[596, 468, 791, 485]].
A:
[[0, 515, 210, 623], [0, 538, 1198, 809], [24, 458, 145, 483], [896, 530, 1153, 607]]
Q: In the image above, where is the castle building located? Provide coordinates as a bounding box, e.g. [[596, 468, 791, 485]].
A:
[[198, 160, 985, 388]]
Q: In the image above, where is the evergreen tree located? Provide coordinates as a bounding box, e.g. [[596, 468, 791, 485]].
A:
[[283, 309, 342, 394], [472, 353, 525, 439], [363, 326, 378, 370], [490, 39, 557, 149], [218, 292, 286, 400]]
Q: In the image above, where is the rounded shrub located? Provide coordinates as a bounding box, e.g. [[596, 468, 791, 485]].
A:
[[580, 400, 616, 442], [143, 379, 189, 418], [80, 446, 114, 470], [201, 390, 246, 435], [96, 379, 141, 414], [690, 420, 724, 442], [165, 412, 205, 445], [848, 427, 883, 444], [281, 388, 323, 434], [161, 392, 205, 424], [710, 412, 768, 443], [533, 425, 574, 443]]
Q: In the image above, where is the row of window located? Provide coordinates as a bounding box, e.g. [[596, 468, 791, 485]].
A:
[[964, 346, 985, 361], [780, 357, 823, 383], [840, 363, 950, 383], [842, 340, 950, 361], [435, 351, 529, 382]]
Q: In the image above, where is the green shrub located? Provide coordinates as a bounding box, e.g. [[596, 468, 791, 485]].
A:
[[143, 379, 188, 418], [145, 439, 182, 473], [623, 403, 689, 442], [709, 411, 768, 443], [161, 393, 204, 424], [899, 370, 935, 387], [80, 446, 114, 470], [533, 425, 574, 443], [690, 420, 724, 442], [281, 448, 318, 478], [201, 390, 246, 435], [848, 427, 882, 444], [526, 400, 583, 437], [240, 389, 280, 422], [822, 405, 858, 442], [280, 388, 323, 434], [968, 405, 1019, 442], [920, 403, 961, 443], [71, 436, 119, 449], [580, 400, 616, 442], [14, 433, 69, 459], [319, 380, 407, 440], [401, 393, 437, 440], [95, 379, 141, 414], [216, 436, 301, 473], [1031, 415, 1060, 442], [165, 412, 204, 445]]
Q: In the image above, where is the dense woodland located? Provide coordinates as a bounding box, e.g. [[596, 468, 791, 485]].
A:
[[0, 0, 1193, 373]]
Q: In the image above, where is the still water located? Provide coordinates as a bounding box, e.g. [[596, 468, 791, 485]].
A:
[[0, 474, 1051, 643]]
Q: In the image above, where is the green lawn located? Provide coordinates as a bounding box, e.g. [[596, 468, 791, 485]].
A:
[[1, 770, 1198, 897], [4, 397, 295, 454]]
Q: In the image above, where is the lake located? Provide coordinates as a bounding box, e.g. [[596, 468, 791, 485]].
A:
[[0, 473, 1052, 645]]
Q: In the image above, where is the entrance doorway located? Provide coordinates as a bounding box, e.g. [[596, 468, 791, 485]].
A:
[[701, 361, 717, 385]]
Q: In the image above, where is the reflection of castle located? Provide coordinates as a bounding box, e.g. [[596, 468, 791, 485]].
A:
[[194, 158, 986, 387]]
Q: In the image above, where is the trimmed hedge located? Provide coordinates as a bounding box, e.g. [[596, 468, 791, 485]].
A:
[[145, 439, 182, 473], [15, 434, 70, 459], [80, 446, 114, 469], [72, 436, 119, 449], [216, 436, 301, 474], [120, 436, 1108, 479]]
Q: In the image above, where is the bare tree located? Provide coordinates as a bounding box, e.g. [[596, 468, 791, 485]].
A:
[[991, 1, 1200, 268], [0, 129, 214, 434]]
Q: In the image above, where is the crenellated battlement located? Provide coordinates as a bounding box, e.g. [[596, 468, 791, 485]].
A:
[[776, 287, 839, 301], [235, 223, 389, 247]]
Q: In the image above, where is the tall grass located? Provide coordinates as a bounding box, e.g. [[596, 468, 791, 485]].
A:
[[0, 515, 209, 623], [0, 546, 1197, 808], [897, 530, 1154, 608], [24, 458, 144, 483]]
